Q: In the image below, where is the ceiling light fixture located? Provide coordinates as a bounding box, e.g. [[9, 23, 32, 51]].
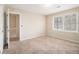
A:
[[43, 4, 61, 8]]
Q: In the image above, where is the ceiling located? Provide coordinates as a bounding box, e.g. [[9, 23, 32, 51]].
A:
[[6, 4, 79, 15]]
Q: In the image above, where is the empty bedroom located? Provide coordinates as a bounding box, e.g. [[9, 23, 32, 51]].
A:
[[0, 4, 79, 54]]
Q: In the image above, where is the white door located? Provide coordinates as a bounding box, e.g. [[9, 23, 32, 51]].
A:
[[0, 5, 4, 54], [6, 9, 10, 48]]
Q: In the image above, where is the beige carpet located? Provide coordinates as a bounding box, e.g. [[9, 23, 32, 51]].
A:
[[3, 36, 79, 54]]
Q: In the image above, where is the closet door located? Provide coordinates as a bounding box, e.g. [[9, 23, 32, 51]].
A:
[[10, 14, 17, 39]]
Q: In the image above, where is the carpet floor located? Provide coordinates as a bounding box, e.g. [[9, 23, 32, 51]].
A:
[[3, 36, 79, 54]]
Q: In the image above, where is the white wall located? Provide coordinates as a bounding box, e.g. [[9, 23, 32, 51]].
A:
[[20, 12, 45, 41], [46, 7, 79, 44], [0, 5, 4, 53]]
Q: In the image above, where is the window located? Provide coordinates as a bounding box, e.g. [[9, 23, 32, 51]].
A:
[[64, 14, 77, 31], [53, 13, 78, 32], [53, 16, 63, 31]]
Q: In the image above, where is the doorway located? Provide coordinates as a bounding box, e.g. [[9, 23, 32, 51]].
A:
[[9, 13, 20, 41], [3, 11, 20, 50]]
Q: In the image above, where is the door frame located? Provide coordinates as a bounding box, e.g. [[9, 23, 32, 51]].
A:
[[7, 9, 21, 48]]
